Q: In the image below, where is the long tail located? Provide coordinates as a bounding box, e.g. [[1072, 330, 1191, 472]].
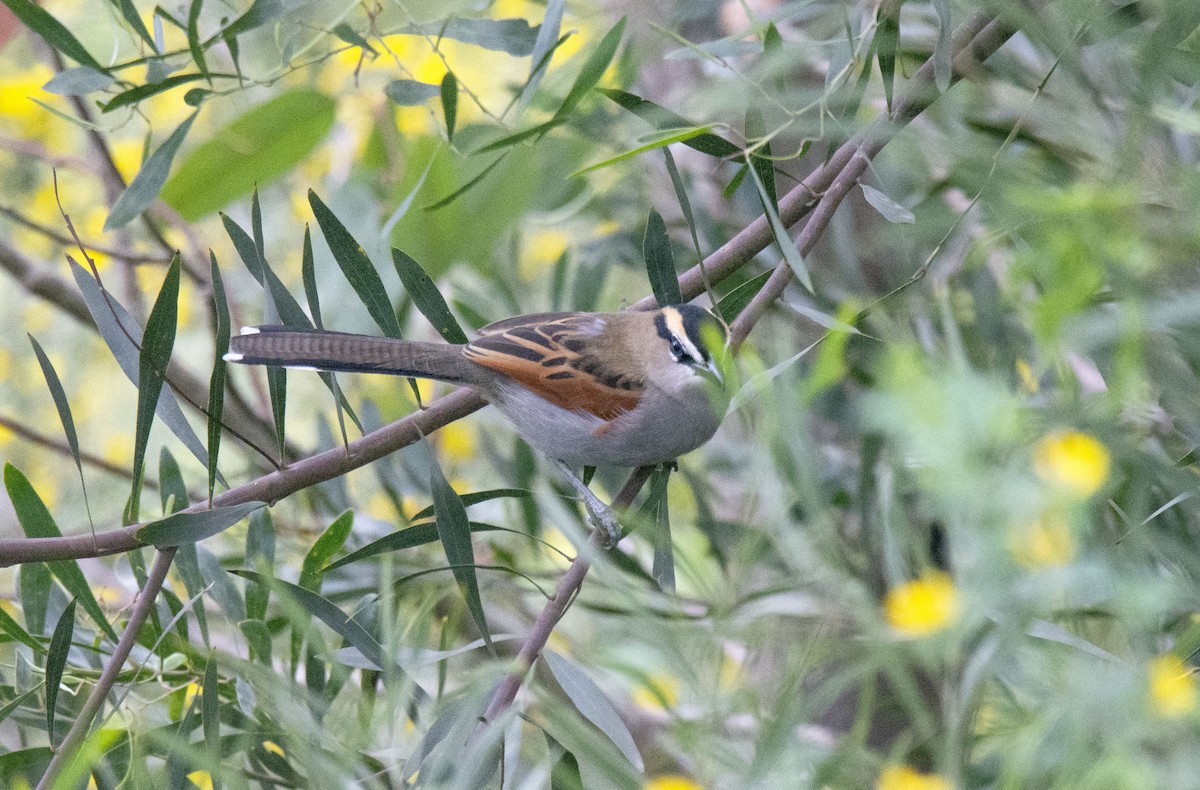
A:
[[225, 326, 490, 386]]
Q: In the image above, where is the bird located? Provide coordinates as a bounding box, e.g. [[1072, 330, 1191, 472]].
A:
[[224, 304, 730, 545]]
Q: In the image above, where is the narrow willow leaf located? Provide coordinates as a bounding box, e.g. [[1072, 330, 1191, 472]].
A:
[[4, 463, 118, 642], [440, 71, 458, 142], [210, 0, 281, 41], [714, 270, 773, 323], [116, 0, 156, 49], [745, 108, 776, 208], [0, 605, 43, 653], [431, 457, 491, 647], [598, 88, 741, 159], [643, 209, 681, 307], [300, 226, 321, 328], [105, 111, 199, 230], [187, 0, 208, 82], [299, 510, 354, 591], [570, 126, 713, 177], [933, 0, 952, 92], [136, 501, 266, 545], [45, 598, 76, 746], [746, 163, 812, 293], [876, 9, 900, 113], [127, 256, 181, 524], [861, 184, 916, 224], [197, 544, 245, 622], [207, 251, 229, 503], [240, 618, 272, 664], [649, 467, 674, 592], [471, 121, 562, 155], [27, 335, 91, 525], [158, 447, 188, 515], [324, 522, 502, 572], [202, 653, 220, 754], [410, 488, 533, 521], [396, 17, 537, 55], [391, 249, 469, 344], [244, 509, 275, 621], [176, 543, 209, 644], [542, 651, 644, 770], [308, 190, 402, 338], [19, 563, 50, 637], [549, 17, 626, 127], [2, 0, 108, 72], [69, 260, 212, 473], [42, 66, 113, 95], [424, 152, 509, 210], [518, 0, 565, 109], [102, 74, 213, 113], [662, 148, 704, 268], [385, 79, 440, 106], [333, 22, 375, 54], [230, 570, 430, 703]]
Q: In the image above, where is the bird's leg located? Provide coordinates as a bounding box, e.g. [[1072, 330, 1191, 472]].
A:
[[552, 459, 622, 547]]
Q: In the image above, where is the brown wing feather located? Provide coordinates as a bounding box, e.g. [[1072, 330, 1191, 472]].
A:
[[464, 314, 643, 420]]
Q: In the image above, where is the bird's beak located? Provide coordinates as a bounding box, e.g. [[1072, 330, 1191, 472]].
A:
[[704, 357, 724, 386]]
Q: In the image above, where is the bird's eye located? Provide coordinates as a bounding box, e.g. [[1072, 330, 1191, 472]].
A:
[[669, 336, 687, 362]]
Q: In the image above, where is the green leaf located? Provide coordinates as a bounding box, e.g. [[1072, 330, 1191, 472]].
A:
[[230, 570, 429, 703], [714, 270, 773, 323], [549, 17, 625, 127], [861, 184, 915, 224], [102, 73, 210, 113], [518, 0, 565, 108], [3, 464, 118, 642], [333, 22, 375, 54], [213, 0, 281, 41], [440, 71, 458, 142], [323, 522, 502, 572], [649, 467, 674, 592], [45, 598, 76, 746], [135, 501, 266, 545], [423, 152, 510, 210], [240, 618, 272, 664], [18, 563, 50, 637], [202, 653, 220, 754], [0, 0, 108, 72], [176, 544, 209, 644], [932, 0, 952, 92], [244, 508, 275, 620], [396, 17, 538, 56], [431, 457, 491, 647], [162, 90, 335, 220], [207, 252, 229, 504], [187, 0, 208, 82], [391, 249, 469, 344], [69, 260, 213, 473], [115, 0, 156, 49], [409, 488, 533, 521], [127, 255, 181, 523], [0, 604, 43, 654], [662, 147, 704, 268], [643, 209, 681, 307], [598, 88, 741, 159], [27, 335, 89, 522], [158, 447, 188, 515], [299, 510, 354, 591], [308, 190, 403, 338], [542, 650, 643, 770], [301, 226, 322, 327], [876, 9, 900, 113], [105, 112, 199, 230], [384, 79, 440, 106], [42, 66, 113, 96], [745, 108, 776, 208], [197, 545, 245, 622], [471, 120, 563, 155], [570, 126, 714, 177], [746, 161, 812, 293]]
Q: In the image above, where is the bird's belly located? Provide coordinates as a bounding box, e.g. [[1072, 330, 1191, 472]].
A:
[[488, 382, 722, 467]]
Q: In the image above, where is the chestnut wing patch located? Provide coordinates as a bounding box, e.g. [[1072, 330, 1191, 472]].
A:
[[464, 315, 643, 420]]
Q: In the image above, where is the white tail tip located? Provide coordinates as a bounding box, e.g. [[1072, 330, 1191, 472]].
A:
[[223, 352, 244, 362], [238, 326, 261, 335]]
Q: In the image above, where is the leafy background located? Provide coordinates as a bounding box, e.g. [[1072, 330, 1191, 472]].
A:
[[1, 0, 1200, 788]]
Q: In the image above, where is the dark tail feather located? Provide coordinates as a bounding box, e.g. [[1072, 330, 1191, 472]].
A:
[[226, 326, 488, 386]]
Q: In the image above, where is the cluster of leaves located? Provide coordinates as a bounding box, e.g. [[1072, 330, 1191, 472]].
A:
[[2, 0, 1200, 789]]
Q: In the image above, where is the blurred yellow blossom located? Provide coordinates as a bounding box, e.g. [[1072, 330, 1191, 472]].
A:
[[1009, 513, 1074, 568], [1149, 654, 1197, 718], [645, 776, 703, 790], [439, 421, 476, 463], [884, 571, 960, 637], [877, 764, 953, 790], [187, 771, 213, 790], [262, 740, 285, 757], [519, 228, 570, 281], [631, 672, 680, 712], [1033, 430, 1110, 496], [1015, 359, 1038, 394]]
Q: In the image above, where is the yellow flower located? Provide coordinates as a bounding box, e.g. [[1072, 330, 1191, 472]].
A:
[[884, 572, 960, 637], [645, 776, 703, 790], [631, 673, 680, 712], [877, 764, 953, 790], [1009, 514, 1074, 568], [262, 740, 286, 757], [1149, 654, 1197, 718], [439, 421, 476, 463], [519, 228, 570, 281], [1033, 430, 1110, 496], [186, 770, 214, 790]]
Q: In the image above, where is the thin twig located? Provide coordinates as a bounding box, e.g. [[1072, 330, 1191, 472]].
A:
[[35, 547, 177, 790], [0, 414, 155, 490]]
